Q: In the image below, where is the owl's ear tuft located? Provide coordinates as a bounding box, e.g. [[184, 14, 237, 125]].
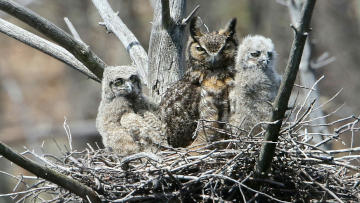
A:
[[220, 18, 237, 39], [190, 16, 203, 42]]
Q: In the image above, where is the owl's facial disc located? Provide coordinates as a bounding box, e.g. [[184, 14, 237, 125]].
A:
[[247, 50, 273, 69], [111, 78, 135, 97]]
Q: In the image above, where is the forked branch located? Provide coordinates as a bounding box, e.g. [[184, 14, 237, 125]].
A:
[[256, 0, 317, 175]]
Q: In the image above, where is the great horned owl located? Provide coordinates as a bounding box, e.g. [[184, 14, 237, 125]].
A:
[[160, 17, 238, 148], [229, 35, 281, 135], [96, 66, 165, 155]]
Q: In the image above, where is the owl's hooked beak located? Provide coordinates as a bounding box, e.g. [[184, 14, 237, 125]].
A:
[[124, 81, 133, 93], [209, 53, 220, 67], [259, 57, 270, 69]]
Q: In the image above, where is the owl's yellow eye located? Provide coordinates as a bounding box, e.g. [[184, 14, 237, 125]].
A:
[[113, 78, 124, 86], [129, 75, 139, 84], [195, 45, 205, 52], [250, 51, 261, 57]]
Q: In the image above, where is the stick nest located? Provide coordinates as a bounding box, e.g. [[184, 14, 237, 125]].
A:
[[8, 116, 360, 202], [4, 91, 360, 202]]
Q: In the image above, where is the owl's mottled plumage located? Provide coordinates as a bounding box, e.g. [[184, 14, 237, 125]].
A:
[[161, 17, 238, 148], [229, 35, 281, 134], [96, 66, 165, 155]]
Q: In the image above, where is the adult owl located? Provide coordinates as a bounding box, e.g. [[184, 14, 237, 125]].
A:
[[160, 17, 238, 148]]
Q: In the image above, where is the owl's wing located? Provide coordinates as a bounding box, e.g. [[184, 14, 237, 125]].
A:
[[120, 113, 143, 142], [101, 122, 140, 156], [160, 80, 201, 147], [121, 112, 165, 153]]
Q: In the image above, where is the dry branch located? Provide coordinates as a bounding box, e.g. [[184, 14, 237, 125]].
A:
[[0, 18, 100, 82], [0, 0, 106, 79], [91, 0, 149, 86], [256, 0, 317, 175], [0, 141, 101, 203]]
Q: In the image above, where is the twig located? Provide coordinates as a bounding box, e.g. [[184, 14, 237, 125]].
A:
[[64, 17, 83, 42], [181, 5, 200, 25], [256, 0, 318, 175], [121, 152, 162, 165], [302, 170, 344, 203], [0, 18, 100, 82], [0, 0, 106, 79], [91, 0, 148, 86], [0, 141, 101, 202]]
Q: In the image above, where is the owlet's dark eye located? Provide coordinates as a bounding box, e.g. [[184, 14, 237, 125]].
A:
[[268, 52, 273, 58], [250, 51, 261, 57], [195, 45, 205, 52], [129, 75, 139, 83], [113, 78, 124, 86]]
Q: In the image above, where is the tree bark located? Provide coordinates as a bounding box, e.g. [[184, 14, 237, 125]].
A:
[[148, 0, 187, 103]]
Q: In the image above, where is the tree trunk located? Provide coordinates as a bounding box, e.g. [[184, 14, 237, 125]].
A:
[[148, 0, 187, 103]]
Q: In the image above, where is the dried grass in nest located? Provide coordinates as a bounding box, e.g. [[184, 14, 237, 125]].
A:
[[2, 91, 360, 202]]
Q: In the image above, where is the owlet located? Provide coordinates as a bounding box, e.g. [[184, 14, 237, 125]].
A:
[[229, 35, 281, 135], [96, 66, 166, 155]]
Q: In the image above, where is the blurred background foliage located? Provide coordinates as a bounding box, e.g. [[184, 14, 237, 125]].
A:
[[0, 0, 359, 201]]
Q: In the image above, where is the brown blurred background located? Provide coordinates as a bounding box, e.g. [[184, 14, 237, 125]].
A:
[[0, 0, 359, 201]]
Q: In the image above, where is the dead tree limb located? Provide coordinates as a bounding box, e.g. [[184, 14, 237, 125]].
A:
[[256, 0, 317, 175], [91, 0, 149, 86], [64, 17, 84, 43], [0, 141, 101, 203], [0, 18, 100, 82], [148, 0, 191, 103], [286, 0, 330, 149], [0, 0, 106, 79]]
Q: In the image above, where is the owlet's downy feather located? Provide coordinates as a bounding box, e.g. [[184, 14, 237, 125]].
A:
[[96, 66, 166, 155], [229, 35, 281, 135]]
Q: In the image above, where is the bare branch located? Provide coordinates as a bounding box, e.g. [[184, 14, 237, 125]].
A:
[[0, 0, 106, 79], [0, 141, 101, 202], [256, 0, 317, 176], [0, 18, 100, 82], [91, 0, 149, 86], [64, 17, 83, 43], [181, 5, 200, 25]]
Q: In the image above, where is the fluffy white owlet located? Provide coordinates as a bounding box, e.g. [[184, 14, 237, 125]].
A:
[[229, 35, 281, 135], [96, 66, 166, 155]]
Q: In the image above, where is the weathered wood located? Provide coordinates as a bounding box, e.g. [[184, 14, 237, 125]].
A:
[[91, 0, 149, 87], [148, 0, 187, 103]]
